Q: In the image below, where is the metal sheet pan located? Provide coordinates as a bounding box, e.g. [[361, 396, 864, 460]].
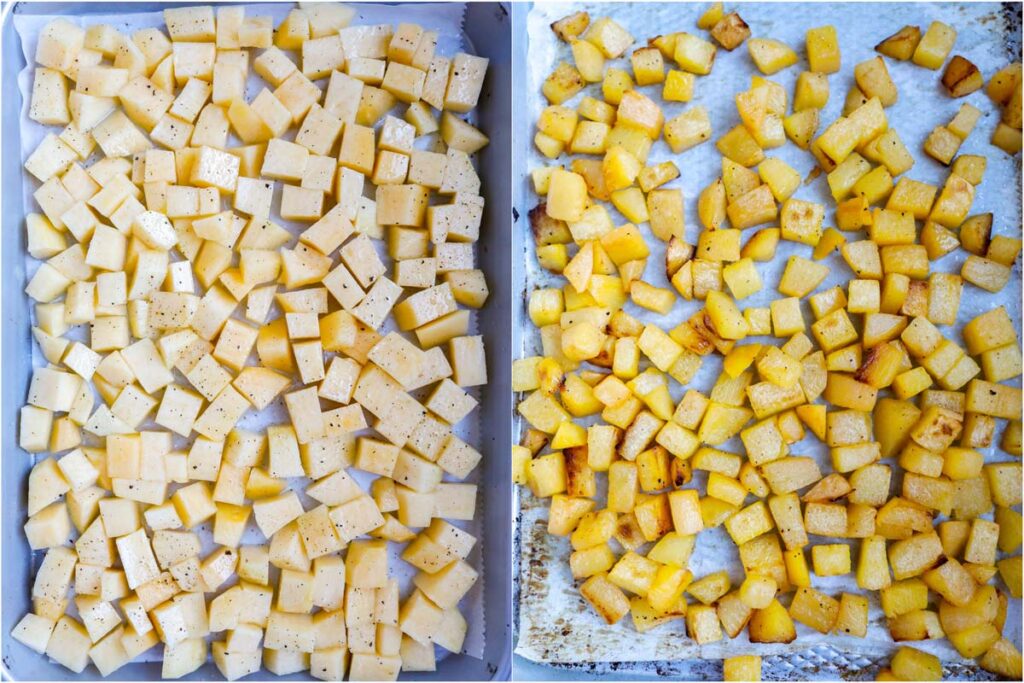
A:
[[0, 2, 511, 680], [512, 2, 1022, 680]]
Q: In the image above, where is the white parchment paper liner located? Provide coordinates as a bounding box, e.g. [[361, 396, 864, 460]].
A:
[[516, 1, 1021, 674], [15, 1, 487, 665]]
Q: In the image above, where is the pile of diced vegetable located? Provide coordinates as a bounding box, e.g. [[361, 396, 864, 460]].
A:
[[515, 4, 1021, 680], [14, 3, 491, 680]]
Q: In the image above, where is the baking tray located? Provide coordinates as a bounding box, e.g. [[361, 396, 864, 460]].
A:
[[511, 2, 1022, 680], [0, 2, 511, 680]]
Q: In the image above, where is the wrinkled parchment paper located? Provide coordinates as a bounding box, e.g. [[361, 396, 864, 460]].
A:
[[15, 1, 487, 663], [516, 1, 1022, 677]]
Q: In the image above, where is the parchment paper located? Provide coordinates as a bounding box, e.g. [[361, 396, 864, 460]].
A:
[[515, 1, 1022, 677], [14, 1, 487, 663]]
